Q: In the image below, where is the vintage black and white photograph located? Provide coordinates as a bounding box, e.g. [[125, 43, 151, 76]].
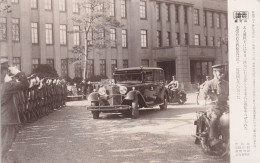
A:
[[0, 0, 241, 162]]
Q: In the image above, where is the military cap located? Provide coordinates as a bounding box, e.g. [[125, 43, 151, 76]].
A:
[[212, 64, 225, 71]]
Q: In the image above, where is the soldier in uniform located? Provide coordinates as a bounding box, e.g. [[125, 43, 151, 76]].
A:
[[200, 64, 229, 147], [1, 60, 29, 161]]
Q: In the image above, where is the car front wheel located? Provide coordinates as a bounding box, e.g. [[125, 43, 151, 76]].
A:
[[131, 101, 139, 119]]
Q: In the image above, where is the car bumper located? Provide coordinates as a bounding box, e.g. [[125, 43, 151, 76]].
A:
[[87, 105, 131, 111]]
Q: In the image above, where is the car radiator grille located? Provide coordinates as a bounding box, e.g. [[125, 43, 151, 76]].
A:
[[106, 86, 122, 105]]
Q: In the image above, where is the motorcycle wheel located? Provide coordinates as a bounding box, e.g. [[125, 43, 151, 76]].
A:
[[198, 116, 211, 154], [177, 92, 186, 104]]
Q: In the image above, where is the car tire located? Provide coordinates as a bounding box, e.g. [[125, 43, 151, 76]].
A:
[[159, 94, 168, 110], [92, 111, 100, 119], [131, 101, 139, 119], [91, 101, 100, 119]]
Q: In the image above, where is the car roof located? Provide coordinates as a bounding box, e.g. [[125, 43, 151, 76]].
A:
[[114, 67, 163, 72]]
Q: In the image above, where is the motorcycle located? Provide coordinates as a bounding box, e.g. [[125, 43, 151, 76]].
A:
[[167, 85, 187, 104], [194, 101, 229, 157]]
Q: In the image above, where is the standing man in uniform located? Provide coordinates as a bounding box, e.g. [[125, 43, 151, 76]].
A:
[[1, 59, 29, 161], [200, 64, 229, 147]]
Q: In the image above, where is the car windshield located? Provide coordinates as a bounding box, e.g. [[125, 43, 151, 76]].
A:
[[114, 73, 142, 83]]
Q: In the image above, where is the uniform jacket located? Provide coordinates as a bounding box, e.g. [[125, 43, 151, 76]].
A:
[[201, 78, 229, 105], [1, 72, 29, 125]]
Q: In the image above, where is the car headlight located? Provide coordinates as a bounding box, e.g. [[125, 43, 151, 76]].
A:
[[98, 87, 106, 96], [119, 86, 127, 94]]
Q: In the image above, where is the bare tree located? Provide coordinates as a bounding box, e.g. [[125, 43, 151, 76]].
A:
[[70, 0, 122, 79], [0, 1, 11, 13]]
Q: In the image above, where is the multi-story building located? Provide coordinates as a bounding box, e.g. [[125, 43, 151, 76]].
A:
[[0, 0, 228, 88]]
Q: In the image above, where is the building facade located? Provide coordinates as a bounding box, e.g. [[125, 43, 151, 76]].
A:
[[0, 0, 228, 88]]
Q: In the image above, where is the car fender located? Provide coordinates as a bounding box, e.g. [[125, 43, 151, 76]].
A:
[[122, 90, 147, 108], [87, 92, 99, 101], [157, 87, 168, 102]]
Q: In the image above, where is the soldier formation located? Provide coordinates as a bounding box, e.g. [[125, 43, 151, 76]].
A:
[[13, 75, 67, 124]]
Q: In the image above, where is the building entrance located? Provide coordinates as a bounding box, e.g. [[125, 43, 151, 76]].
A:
[[157, 61, 176, 82], [190, 60, 214, 84]]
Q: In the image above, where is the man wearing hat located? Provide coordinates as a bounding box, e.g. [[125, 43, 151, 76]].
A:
[[1, 59, 29, 161], [201, 64, 229, 147]]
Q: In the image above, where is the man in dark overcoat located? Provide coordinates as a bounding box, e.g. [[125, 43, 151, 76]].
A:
[[1, 59, 29, 161]]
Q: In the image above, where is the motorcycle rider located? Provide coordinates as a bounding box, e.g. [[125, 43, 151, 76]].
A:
[[168, 75, 179, 99], [200, 64, 229, 147]]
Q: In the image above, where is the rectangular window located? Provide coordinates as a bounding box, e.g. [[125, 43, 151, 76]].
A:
[[166, 32, 171, 46], [122, 29, 127, 48], [204, 36, 208, 46], [156, 3, 160, 21], [140, 1, 146, 19], [11, 0, 19, 3], [59, 0, 66, 12], [75, 62, 82, 78], [184, 6, 188, 24], [73, 25, 80, 45], [141, 30, 148, 48], [31, 0, 37, 9], [110, 28, 116, 47], [100, 59, 106, 76], [61, 59, 68, 77], [110, 0, 115, 17], [157, 30, 162, 47], [217, 37, 221, 47], [45, 0, 52, 10], [47, 59, 54, 68], [123, 60, 128, 68], [12, 18, 19, 41], [203, 11, 207, 27], [31, 22, 38, 44], [121, 0, 126, 18], [32, 58, 40, 70], [194, 9, 199, 25], [141, 59, 149, 67], [89, 59, 94, 77], [166, 4, 170, 22], [175, 5, 179, 23], [175, 32, 180, 45], [45, 23, 53, 44], [60, 25, 67, 45], [209, 36, 214, 46], [209, 12, 214, 27], [73, 0, 79, 13], [194, 34, 200, 46], [184, 33, 189, 45], [216, 13, 221, 28], [223, 14, 227, 29], [13, 57, 21, 70], [111, 59, 117, 75], [0, 17, 7, 40]]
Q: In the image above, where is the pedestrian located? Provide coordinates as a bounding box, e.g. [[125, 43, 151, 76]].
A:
[[200, 64, 229, 147], [1, 59, 29, 162]]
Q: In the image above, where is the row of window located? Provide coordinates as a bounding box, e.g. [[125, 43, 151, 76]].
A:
[[194, 34, 224, 47], [155, 3, 227, 29], [13, 0, 227, 28], [0, 18, 224, 48], [6, 57, 150, 77]]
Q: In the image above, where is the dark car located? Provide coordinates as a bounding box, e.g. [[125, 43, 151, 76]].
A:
[[87, 67, 169, 119]]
